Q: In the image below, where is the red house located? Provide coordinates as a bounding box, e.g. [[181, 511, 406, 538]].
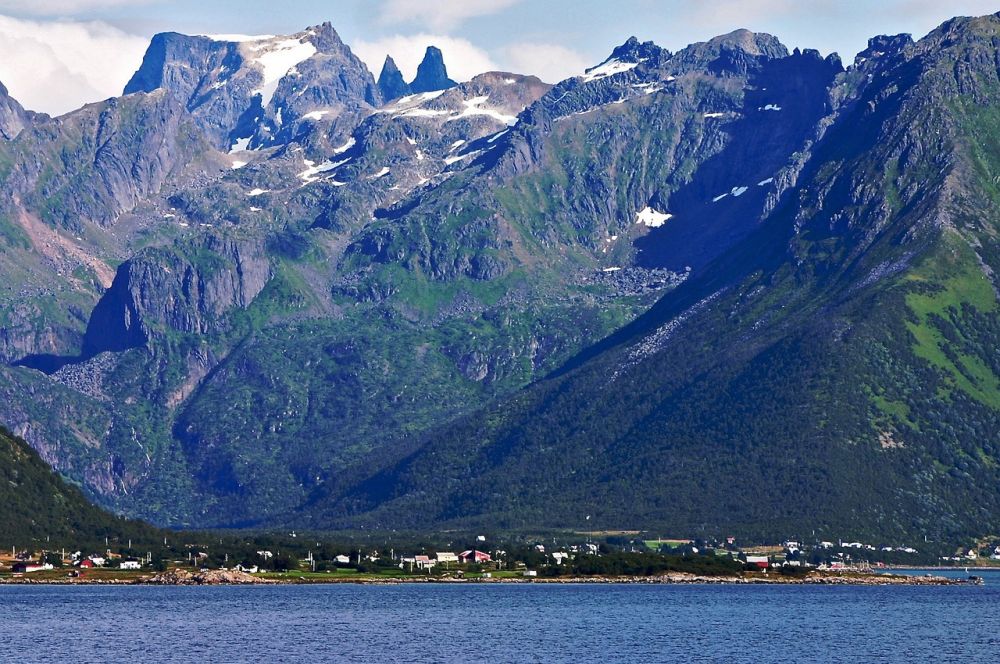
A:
[[79, 560, 95, 569], [458, 550, 492, 563]]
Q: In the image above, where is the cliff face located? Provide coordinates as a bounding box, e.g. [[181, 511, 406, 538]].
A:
[[377, 56, 411, 102], [409, 46, 457, 93], [83, 235, 270, 355], [0, 80, 31, 140]]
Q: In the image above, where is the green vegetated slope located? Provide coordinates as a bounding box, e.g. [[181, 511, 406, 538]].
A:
[[0, 426, 161, 549], [311, 16, 1000, 541], [1, 30, 829, 528]]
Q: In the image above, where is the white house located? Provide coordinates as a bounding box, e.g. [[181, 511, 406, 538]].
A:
[[334, 554, 351, 565], [436, 552, 459, 564], [551, 552, 570, 565], [119, 560, 141, 570]]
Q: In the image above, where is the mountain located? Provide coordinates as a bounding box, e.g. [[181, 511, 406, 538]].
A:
[[0, 426, 161, 548], [1, 14, 1000, 542], [409, 46, 458, 93], [304, 16, 1000, 541], [377, 56, 411, 101]]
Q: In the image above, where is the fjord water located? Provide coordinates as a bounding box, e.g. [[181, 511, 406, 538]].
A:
[[1, 583, 998, 662]]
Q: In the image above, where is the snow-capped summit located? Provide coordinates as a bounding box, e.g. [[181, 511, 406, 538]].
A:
[[125, 23, 379, 150]]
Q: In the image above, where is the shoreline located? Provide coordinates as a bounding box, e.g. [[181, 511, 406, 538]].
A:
[[0, 570, 979, 587]]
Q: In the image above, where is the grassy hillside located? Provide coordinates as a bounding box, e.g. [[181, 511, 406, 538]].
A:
[[0, 426, 162, 549]]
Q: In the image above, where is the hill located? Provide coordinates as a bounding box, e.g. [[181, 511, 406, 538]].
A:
[[0, 426, 162, 549]]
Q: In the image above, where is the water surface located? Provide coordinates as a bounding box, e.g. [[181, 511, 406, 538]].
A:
[[1, 583, 996, 662]]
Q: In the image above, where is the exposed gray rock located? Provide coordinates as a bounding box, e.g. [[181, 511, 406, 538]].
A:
[[410, 46, 457, 93], [377, 56, 411, 102]]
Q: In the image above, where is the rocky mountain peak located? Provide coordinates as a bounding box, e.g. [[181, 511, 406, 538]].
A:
[[0, 79, 30, 140], [124, 26, 379, 150], [855, 33, 913, 64], [410, 46, 457, 93], [672, 29, 788, 75], [378, 55, 412, 102], [606, 36, 668, 63]]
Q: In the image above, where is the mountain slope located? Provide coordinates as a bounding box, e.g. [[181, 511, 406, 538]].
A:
[[308, 17, 1000, 541], [3, 14, 1000, 542], [0, 426, 161, 548]]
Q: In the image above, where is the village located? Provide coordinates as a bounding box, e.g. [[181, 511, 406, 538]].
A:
[[2, 532, 999, 582]]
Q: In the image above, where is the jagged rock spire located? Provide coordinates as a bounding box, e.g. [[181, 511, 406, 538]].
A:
[[409, 46, 457, 93], [378, 55, 411, 102]]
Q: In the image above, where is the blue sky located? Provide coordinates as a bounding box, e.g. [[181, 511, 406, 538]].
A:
[[0, 0, 998, 115]]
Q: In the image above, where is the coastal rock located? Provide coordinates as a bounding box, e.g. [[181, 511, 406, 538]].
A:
[[147, 569, 265, 585]]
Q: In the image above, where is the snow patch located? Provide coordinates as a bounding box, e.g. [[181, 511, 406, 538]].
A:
[[636, 206, 673, 228], [246, 188, 269, 197], [299, 157, 351, 184], [229, 137, 251, 153], [758, 178, 774, 186], [397, 108, 450, 118], [582, 58, 640, 83], [332, 137, 356, 154], [761, 104, 782, 111], [446, 95, 518, 126], [369, 167, 390, 179], [231, 160, 247, 170], [602, 267, 622, 272], [444, 150, 483, 166], [204, 34, 274, 42], [249, 38, 317, 108], [303, 110, 330, 121], [731, 186, 749, 197], [703, 112, 726, 119]]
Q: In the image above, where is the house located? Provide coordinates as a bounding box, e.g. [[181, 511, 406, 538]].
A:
[[256, 550, 274, 560], [78, 559, 96, 569], [415, 555, 435, 570], [551, 552, 570, 565], [334, 554, 351, 565], [744, 556, 769, 570], [458, 550, 491, 563], [89, 556, 106, 567], [12, 562, 53, 573], [235, 564, 259, 573], [436, 552, 459, 564], [119, 560, 141, 570], [523, 570, 538, 577]]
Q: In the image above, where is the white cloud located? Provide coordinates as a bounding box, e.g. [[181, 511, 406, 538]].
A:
[[500, 42, 590, 84], [0, 0, 154, 14], [0, 14, 148, 116], [379, 0, 522, 32], [351, 33, 498, 83]]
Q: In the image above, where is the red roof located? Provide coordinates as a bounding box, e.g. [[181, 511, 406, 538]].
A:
[[459, 550, 492, 562]]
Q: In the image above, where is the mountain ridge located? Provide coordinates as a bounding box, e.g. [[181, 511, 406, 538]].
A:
[[0, 15, 999, 541]]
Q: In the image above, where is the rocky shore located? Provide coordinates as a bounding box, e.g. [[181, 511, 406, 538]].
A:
[[146, 569, 269, 585], [0, 571, 974, 586]]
